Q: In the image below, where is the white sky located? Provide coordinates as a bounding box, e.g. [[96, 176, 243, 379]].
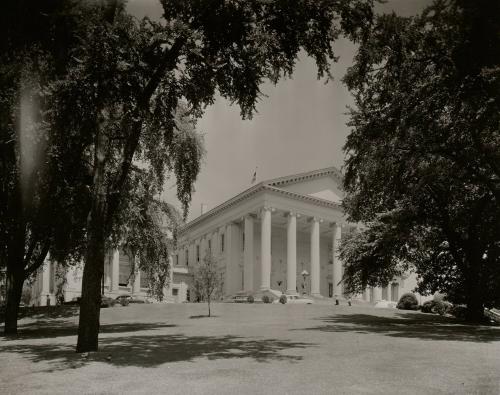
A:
[[127, 0, 432, 221]]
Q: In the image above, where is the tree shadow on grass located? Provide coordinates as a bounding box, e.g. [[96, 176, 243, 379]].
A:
[[0, 305, 80, 324], [1, 321, 177, 340], [294, 311, 500, 343], [189, 315, 219, 319], [1, 333, 315, 371]]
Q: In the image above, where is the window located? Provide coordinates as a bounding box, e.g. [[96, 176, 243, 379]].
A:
[[140, 269, 148, 288], [242, 232, 245, 251], [185, 249, 189, 266], [119, 252, 131, 286], [172, 288, 179, 296], [208, 239, 212, 252], [175, 254, 179, 266], [220, 234, 225, 252], [196, 245, 200, 262]]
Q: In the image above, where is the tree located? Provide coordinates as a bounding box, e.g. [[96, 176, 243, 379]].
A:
[[47, 0, 375, 352], [116, 167, 184, 301], [192, 252, 220, 317], [340, 0, 500, 322], [0, 0, 92, 334]]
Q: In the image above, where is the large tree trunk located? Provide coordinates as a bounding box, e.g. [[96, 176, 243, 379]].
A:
[[76, 213, 106, 352], [76, 123, 107, 353], [3, 263, 24, 335]]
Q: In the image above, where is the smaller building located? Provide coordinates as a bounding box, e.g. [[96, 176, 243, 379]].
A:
[[29, 248, 187, 306]]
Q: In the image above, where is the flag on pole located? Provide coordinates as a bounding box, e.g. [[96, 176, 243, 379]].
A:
[[251, 167, 257, 184]]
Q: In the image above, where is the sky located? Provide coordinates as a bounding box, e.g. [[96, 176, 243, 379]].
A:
[[127, 0, 432, 221]]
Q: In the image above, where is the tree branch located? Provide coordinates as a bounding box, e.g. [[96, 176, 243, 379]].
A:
[[106, 35, 187, 226]]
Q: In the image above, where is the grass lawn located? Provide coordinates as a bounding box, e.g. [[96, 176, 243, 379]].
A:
[[1, 303, 499, 394]]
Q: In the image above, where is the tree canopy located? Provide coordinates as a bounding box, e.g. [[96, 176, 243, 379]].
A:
[[340, 0, 500, 321], [0, 0, 93, 334], [59, 0, 376, 352]]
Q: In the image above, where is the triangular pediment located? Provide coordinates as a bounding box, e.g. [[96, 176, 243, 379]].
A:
[[263, 167, 343, 203]]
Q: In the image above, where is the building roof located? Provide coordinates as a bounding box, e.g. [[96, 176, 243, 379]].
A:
[[180, 166, 343, 233], [264, 166, 343, 188]]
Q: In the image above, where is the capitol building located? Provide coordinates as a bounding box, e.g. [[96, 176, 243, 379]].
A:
[[29, 167, 428, 306]]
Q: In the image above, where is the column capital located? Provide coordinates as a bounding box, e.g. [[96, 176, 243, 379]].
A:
[[308, 216, 323, 223], [241, 213, 257, 221], [286, 211, 301, 218], [261, 206, 274, 213]]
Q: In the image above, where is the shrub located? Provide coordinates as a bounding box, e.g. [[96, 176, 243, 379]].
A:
[[119, 298, 129, 307], [247, 295, 254, 303], [262, 295, 271, 304], [396, 293, 419, 310], [279, 295, 287, 304], [448, 304, 467, 320], [421, 300, 451, 315], [421, 300, 434, 313]]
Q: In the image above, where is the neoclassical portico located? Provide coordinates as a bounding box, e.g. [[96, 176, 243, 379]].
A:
[[174, 167, 393, 300]]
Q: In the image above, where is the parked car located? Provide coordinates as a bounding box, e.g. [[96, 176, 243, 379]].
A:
[[232, 293, 254, 303], [130, 296, 148, 304], [273, 295, 314, 304], [115, 295, 151, 305], [64, 297, 80, 305], [101, 296, 116, 308]]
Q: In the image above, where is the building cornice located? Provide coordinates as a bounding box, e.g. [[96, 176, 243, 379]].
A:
[[180, 181, 343, 235], [264, 166, 343, 188]]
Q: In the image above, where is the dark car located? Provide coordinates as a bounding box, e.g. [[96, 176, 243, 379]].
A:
[[115, 295, 132, 306], [101, 296, 116, 308]]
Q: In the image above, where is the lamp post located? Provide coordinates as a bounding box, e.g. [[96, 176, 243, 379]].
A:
[[301, 270, 309, 296]]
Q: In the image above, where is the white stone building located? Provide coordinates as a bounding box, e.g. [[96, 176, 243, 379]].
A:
[[174, 167, 428, 303], [29, 249, 184, 306], [29, 166, 430, 306]]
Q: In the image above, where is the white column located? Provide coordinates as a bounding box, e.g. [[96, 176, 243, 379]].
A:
[[260, 207, 272, 290], [286, 212, 297, 295], [105, 255, 111, 289], [189, 242, 195, 266], [385, 284, 391, 301], [133, 268, 141, 294], [310, 217, 321, 297], [244, 215, 254, 292], [111, 249, 120, 291], [199, 237, 206, 263], [332, 223, 342, 298], [41, 261, 51, 305], [373, 286, 382, 302]]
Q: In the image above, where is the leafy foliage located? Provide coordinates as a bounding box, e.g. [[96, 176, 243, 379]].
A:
[[0, 0, 94, 333], [340, 0, 500, 321], [396, 293, 419, 311]]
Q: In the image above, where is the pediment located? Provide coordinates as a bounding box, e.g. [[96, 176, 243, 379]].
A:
[[264, 167, 343, 203]]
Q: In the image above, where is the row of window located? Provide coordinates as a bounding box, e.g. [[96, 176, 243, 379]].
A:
[[177, 233, 227, 266]]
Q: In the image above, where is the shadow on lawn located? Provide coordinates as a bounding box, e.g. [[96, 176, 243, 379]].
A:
[[0, 305, 80, 324], [1, 333, 314, 371], [295, 312, 500, 343], [2, 321, 176, 340]]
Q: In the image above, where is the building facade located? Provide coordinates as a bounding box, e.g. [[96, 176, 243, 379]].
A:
[[29, 248, 185, 306], [174, 167, 429, 303], [29, 167, 430, 306]]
